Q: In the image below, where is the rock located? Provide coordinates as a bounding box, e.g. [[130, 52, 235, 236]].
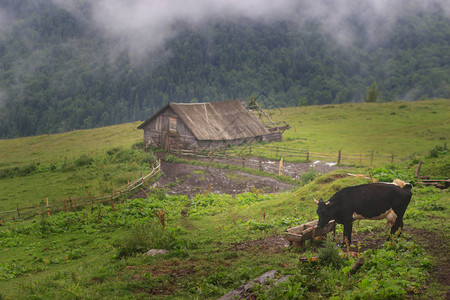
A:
[[144, 249, 170, 256]]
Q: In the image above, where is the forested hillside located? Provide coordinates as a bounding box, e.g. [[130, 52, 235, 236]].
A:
[[0, 0, 449, 138]]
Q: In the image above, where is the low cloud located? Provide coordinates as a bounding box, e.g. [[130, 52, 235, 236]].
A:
[[36, 0, 450, 61]]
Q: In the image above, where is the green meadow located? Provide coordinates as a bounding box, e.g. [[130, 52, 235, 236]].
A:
[[271, 99, 449, 156], [0, 99, 448, 299]]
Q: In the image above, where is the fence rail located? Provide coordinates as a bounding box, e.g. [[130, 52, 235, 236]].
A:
[[169, 143, 406, 179], [0, 161, 161, 223], [171, 143, 404, 165]]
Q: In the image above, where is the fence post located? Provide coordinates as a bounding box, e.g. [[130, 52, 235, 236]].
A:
[[337, 149, 341, 164], [249, 144, 252, 156], [242, 156, 245, 168], [16, 203, 20, 219], [63, 198, 67, 213], [306, 148, 310, 161], [279, 157, 283, 176], [210, 149, 213, 162], [259, 159, 263, 172], [391, 154, 394, 165], [110, 194, 115, 210], [359, 153, 362, 166], [371, 150, 374, 166], [415, 161, 423, 178], [46, 197, 50, 216], [69, 197, 73, 211]]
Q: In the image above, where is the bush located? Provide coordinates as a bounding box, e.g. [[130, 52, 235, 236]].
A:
[[318, 236, 344, 268], [427, 143, 447, 158], [74, 154, 93, 167], [114, 223, 177, 258]]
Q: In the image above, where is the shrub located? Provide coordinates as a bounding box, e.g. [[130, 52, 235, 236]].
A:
[[318, 236, 344, 268], [427, 143, 447, 158], [114, 223, 177, 258], [300, 167, 318, 185], [74, 154, 94, 167]]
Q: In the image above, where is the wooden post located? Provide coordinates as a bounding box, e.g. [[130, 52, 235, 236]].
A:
[[63, 198, 67, 213], [16, 203, 20, 219], [259, 159, 263, 171], [359, 153, 362, 166], [69, 197, 73, 211], [158, 159, 161, 173], [337, 149, 341, 164], [391, 154, 394, 165], [306, 148, 309, 161], [210, 149, 213, 162], [415, 161, 423, 178], [279, 157, 283, 176], [242, 156, 245, 168], [46, 197, 50, 216], [249, 144, 252, 156], [110, 196, 115, 210], [370, 150, 374, 166], [194, 147, 197, 159]]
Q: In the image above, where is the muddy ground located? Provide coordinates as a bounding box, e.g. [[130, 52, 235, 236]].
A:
[[152, 156, 341, 198]]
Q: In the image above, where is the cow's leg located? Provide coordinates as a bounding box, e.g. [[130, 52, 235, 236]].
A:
[[390, 208, 406, 237], [342, 221, 353, 245]]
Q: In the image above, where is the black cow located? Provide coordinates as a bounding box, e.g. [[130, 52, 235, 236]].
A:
[[314, 182, 412, 244]]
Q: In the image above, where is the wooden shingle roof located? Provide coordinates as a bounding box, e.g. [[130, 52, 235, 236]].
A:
[[138, 100, 270, 141]]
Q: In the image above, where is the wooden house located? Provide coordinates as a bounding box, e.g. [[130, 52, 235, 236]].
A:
[[137, 99, 289, 150]]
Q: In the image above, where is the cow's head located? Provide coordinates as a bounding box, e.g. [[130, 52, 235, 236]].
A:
[[314, 197, 333, 227]]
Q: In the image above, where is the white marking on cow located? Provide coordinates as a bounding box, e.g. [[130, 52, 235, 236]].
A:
[[353, 209, 397, 227]]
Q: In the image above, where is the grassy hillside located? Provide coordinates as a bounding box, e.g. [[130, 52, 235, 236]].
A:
[[270, 99, 449, 156], [0, 122, 143, 169], [0, 100, 448, 212], [0, 99, 449, 299]]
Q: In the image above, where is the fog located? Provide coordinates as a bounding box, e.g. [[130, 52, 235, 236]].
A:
[[46, 0, 450, 61]]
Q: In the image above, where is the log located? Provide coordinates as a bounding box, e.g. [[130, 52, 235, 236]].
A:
[[218, 270, 278, 300], [349, 257, 365, 275]]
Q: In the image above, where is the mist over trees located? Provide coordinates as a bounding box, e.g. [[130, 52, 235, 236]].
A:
[[0, 0, 449, 138]]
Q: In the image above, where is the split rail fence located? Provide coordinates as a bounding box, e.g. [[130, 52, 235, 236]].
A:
[[172, 143, 403, 166], [170, 143, 405, 178], [0, 162, 161, 223]]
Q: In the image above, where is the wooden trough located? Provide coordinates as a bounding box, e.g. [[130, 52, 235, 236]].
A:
[[285, 220, 336, 248]]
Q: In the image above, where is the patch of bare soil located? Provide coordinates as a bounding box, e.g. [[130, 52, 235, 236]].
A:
[[229, 234, 291, 254], [404, 228, 450, 299], [151, 156, 342, 198]]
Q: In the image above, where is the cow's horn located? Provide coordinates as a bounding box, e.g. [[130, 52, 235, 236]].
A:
[[312, 196, 319, 204]]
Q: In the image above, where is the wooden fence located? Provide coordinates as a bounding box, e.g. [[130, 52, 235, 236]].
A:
[[170, 144, 404, 179], [172, 144, 402, 166], [0, 162, 161, 223]]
